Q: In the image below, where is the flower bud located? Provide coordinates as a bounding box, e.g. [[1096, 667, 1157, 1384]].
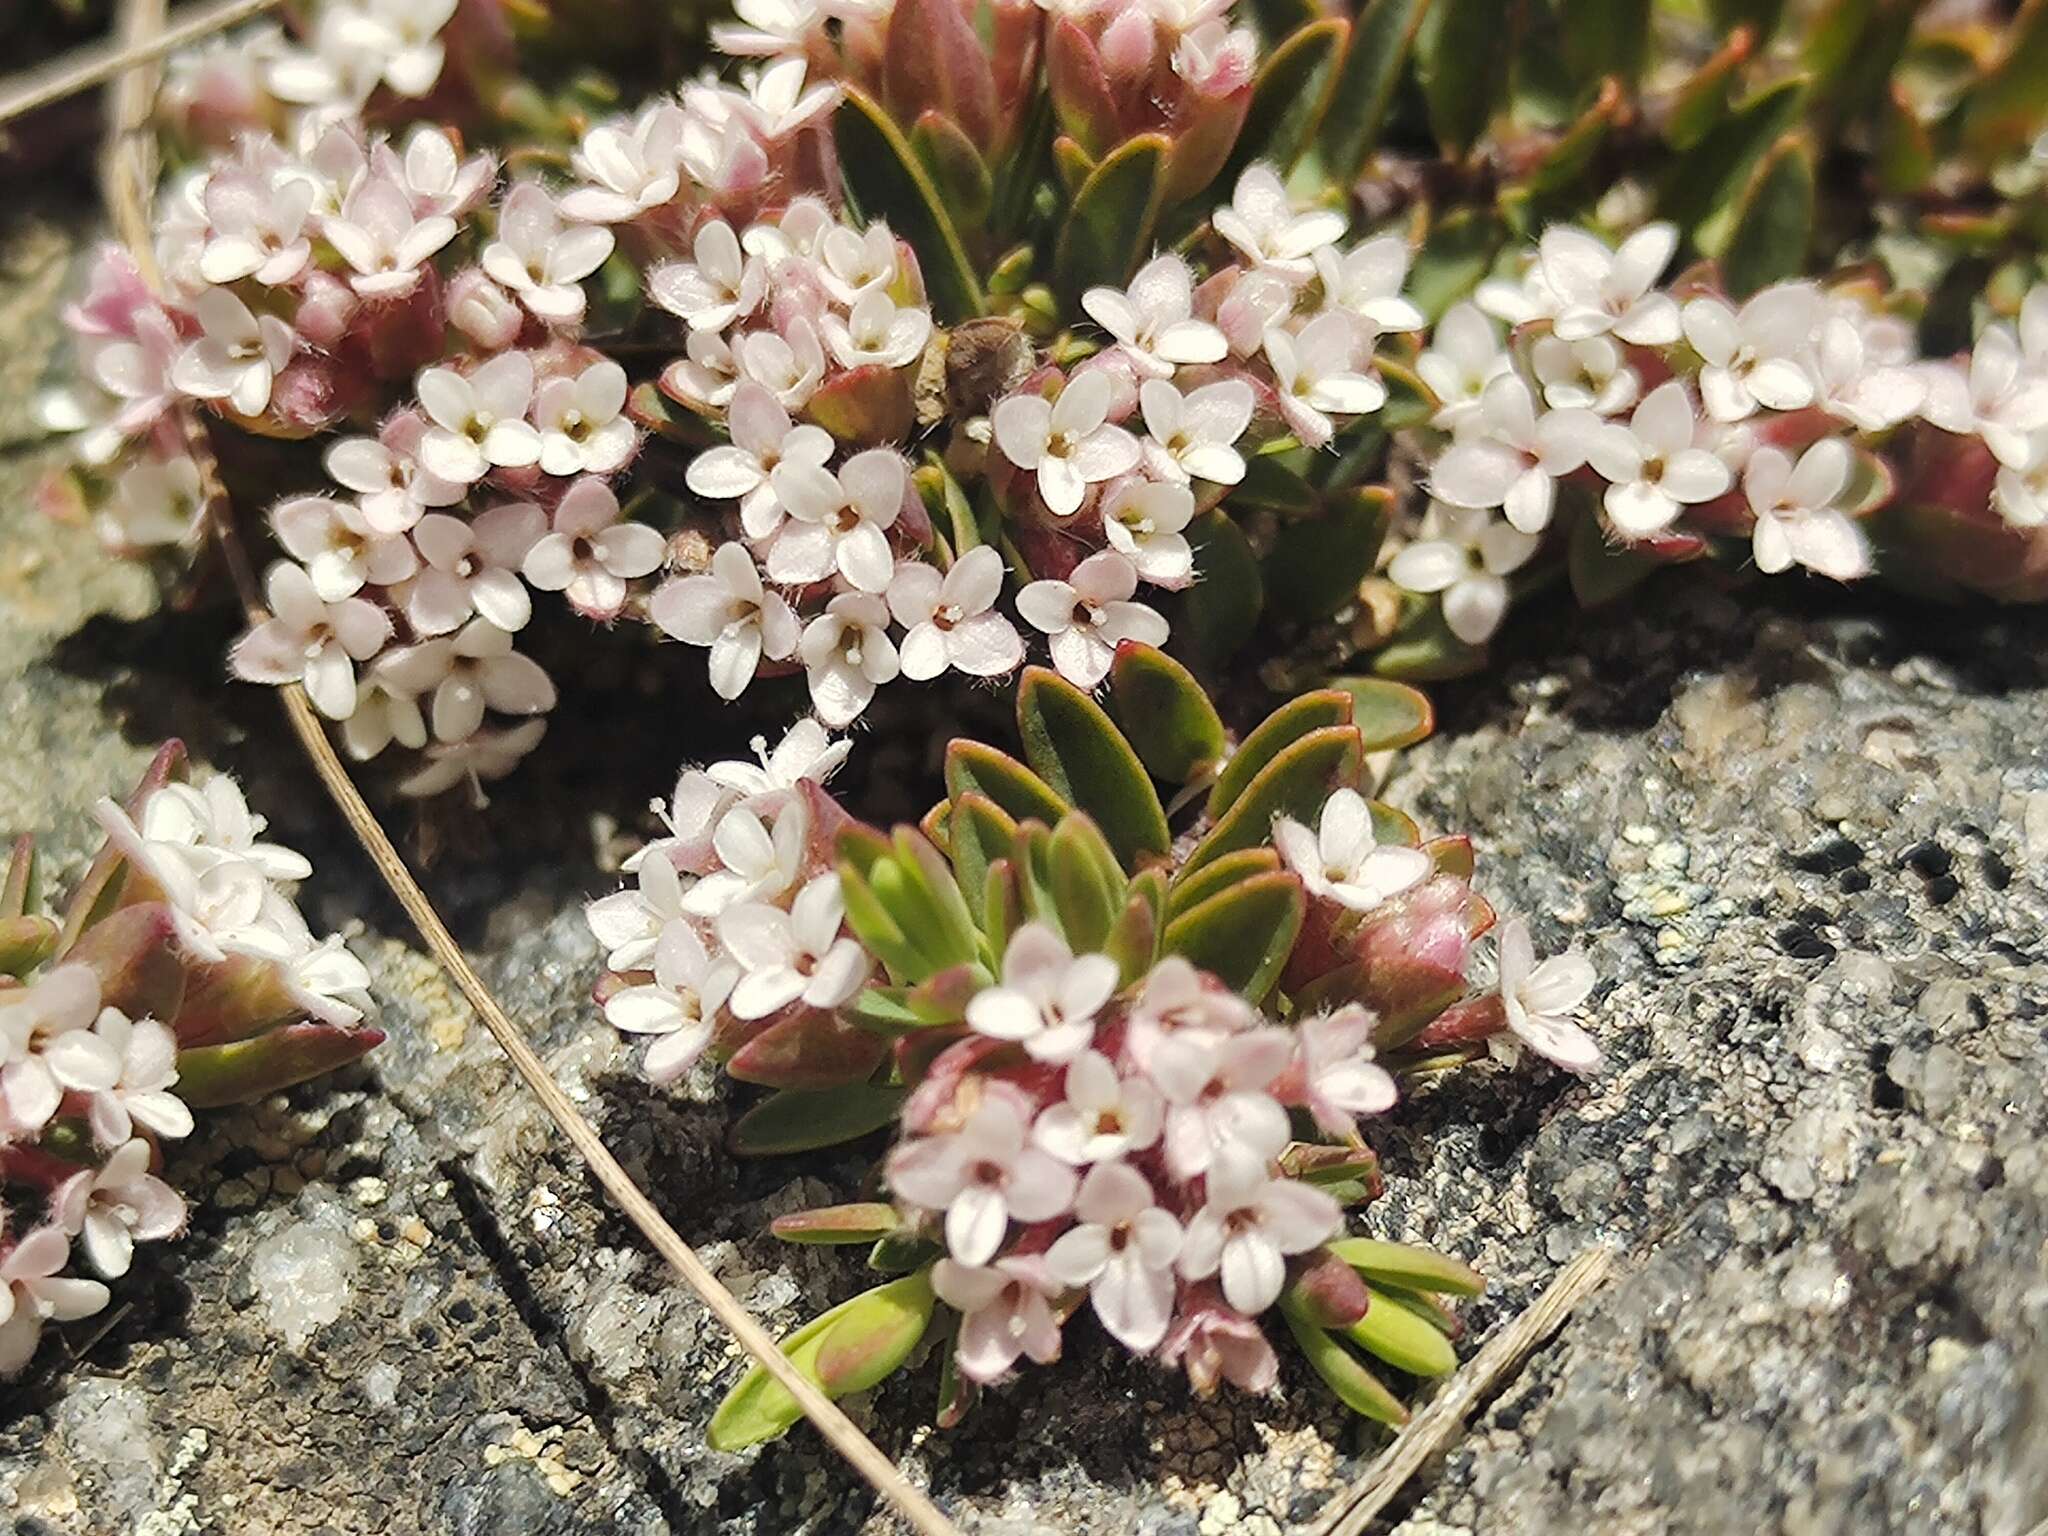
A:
[[1284, 1247, 1373, 1329], [448, 267, 524, 351]]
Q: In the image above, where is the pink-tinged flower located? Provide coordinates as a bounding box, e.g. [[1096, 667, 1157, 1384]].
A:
[[52, 1139, 184, 1279], [1179, 1144, 1341, 1315], [1125, 955, 1254, 1072], [798, 592, 900, 727], [329, 0, 457, 97], [1920, 314, 2048, 468], [1215, 267, 1296, 357], [1528, 332, 1639, 418], [992, 371, 1143, 517], [449, 268, 525, 351], [1045, 1161, 1183, 1352], [197, 165, 315, 287], [1314, 235, 1425, 334], [521, 477, 667, 619], [888, 1091, 1077, 1265], [821, 290, 933, 370], [1271, 788, 1430, 914], [1212, 163, 1347, 282], [717, 875, 870, 1019], [648, 219, 766, 333], [230, 561, 393, 720], [1083, 255, 1229, 378], [684, 382, 834, 539], [342, 659, 430, 762], [404, 503, 546, 635], [377, 618, 557, 743], [0, 1227, 110, 1379], [730, 57, 839, 141], [323, 413, 465, 536], [1429, 374, 1600, 534], [1587, 380, 1735, 538], [1149, 1024, 1292, 1181], [1286, 1005, 1395, 1138], [1139, 377, 1254, 486], [397, 719, 547, 806], [170, 289, 294, 418], [534, 360, 637, 476], [602, 920, 736, 1084], [86, 1009, 195, 1147], [323, 174, 458, 299], [1536, 222, 1681, 346], [1264, 314, 1385, 448], [281, 932, 376, 1028], [88, 798, 302, 965], [271, 495, 419, 601], [385, 125, 494, 220], [1680, 285, 1822, 424], [562, 100, 688, 223], [1386, 504, 1539, 645], [417, 353, 544, 485], [767, 449, 908, 592], [1016, 550, 1169, 690], [712, 0, 830, 58], [1160, 1283, 1280, 1396], [82, 301, 182, 438], [0, 967, 117, 1136], [887, 547, 1025, 681], [1033, 1049, 1163, 1164], [1101, 479, 1196, 586], [134, 774, 311, 883], [681, 797, 808, 916], [733, 319, 828, 411], [1743, 439, 1869, 582], [966, 923, 1119, 1064], [652, 542, 800, 700], [1496, 917, 1600, 1072], [481, 183, 615, 326], [933, 1254, 1065, 1383], [587, 848, 692, 972], [816, 222, 900, 306]]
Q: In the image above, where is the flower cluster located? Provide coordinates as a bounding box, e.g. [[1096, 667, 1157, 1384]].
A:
[[0, 747, 380, 1379]]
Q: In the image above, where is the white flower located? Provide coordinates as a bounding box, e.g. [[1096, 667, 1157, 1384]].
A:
[[85, 1009, 195, 1147], [52, 1139, 184, 1279], [1272, 787, 1432, 912], [521, 477, 667, 619], [1081, 255, 1228, 378], [652, 542, 800, 700], [328, 0, 456, 97], [402, 502, 546, 635], [1526, 332, 1639, 418], [271, 494, 419, 601], [323, 415, 465, 535], [966, 923, 1118, 1064], [1125, 954, 1254, 1073], [648, 219, 765, 332], [562, 100, 688, 223], [1535, 222, 1681, 345], [1264, 314, 1385, 447], [170, 288, 293, 417], [416, 352, 544, 484], [1044, 1161, 1183, 1353], [813, 220, 899, 304], [1139, 378, 1254, 486], [1744, 439, 1870, 582], [387, 125, 494, 219], [230, 561, 393, 720], [587, 849, 692, 972], [1016, 550, 1170, 690], [1032, 1050, 1164, 1164], [887, 548, 1025, 681], [703, 717, 851, 803], [603, 921, 737, 1084], [377, 618, 557, 743], [1429, 374, 1599, 534], [1680, 284, 1822, 423], [1387, 503, 1539, 644], [89, 801, 303, 965], [198, 167, 315, 287], [134, 774, 311, 884], [733, 319, 828, 410], [888, 1091, 1077, 1265], [682, 797, 807, 916], [1213, 163, 1347, 282], [481, 183, 615, 325], [767, 449, 908, 593], [1290, 1005, 1395, 1138], [0, 967, 118, 1136], [730, 57, 839, 141], [821, 290, 933, 370], [1149, 1020, 1294, 1180], [1919, 317, 2048, 468], [1993, 435, 2048, 529], [282, 933, 376, 1028], [0, 1227, 109, 1379], [534, 360, 637, 476], [1101, 479, 1197, 586], [1178, 1143, 1341, 1315], [1314, 235, 1425, 332], [102, 456, 204, 551], [1496, 917, 1600, 1071], [798, 592, 900, 727], [684, 382, 835, 540], [717, 876, 870, 1019], [1586, 380, 1734, 537], [1810, 315, 1925, 432], [932, 1255, 1065, 1383], [1416, 302, 1511, 432], [712, 0, 829, 58], [323, 174, 458, 299], [992, 371, 1142, 517], [397, 719, 547, 806]]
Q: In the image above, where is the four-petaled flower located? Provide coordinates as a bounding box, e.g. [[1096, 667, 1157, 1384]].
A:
[[649, 219, 765, 332], [1386, 503, 1540, 645], [1178, 1143, 1341, 1315], [1100, 480, 1197, 587], [932, 1254, 1065, 1383], [230, 561, 393, 720], [1016, 550, 1170, 690], [1587, 380, 1734, 538], [1045, 1161, 1184, 1353], [888, 1091, 1077, 1266], [652, 542, 800, 700], [966, 923, 1118, 1064], [1263, 314, 1385, 448], [52, 1139, 185, 1280], [717, 875, 870, 1019], [535, 360, 637, 477], [416, 352, 543, 484], [1082, 255, 1229, 378], [992, 371, 1142, 518], [1032, 1050, 1164, 1165], [481, 182, 616, 325], [798, 592, 900, 726], [1139, 378, 1254, 486], [1213, 164, 1347, 282], [1744, 438, 1870, 582], [521, 477, 668, 620], [1496, 917, 1601, 1072], [1535, 222, 1681, 345], [1272, 787, 1431, 914], [603, 921, 738, 1084], [171, 289, 294, 418], [767, 449, 908, 592], [885, 547, 1025, 681]]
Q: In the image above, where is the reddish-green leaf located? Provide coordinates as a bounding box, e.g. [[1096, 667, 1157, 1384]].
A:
[[1207, 689, 1354, 820], [1161, 870, 1305, 1002]]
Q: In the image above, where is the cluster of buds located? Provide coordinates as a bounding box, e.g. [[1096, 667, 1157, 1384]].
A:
[[586, 646, 1596, 1430], [0, 746, 379, 1379]]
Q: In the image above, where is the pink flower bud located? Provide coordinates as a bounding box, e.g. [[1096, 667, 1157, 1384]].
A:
[[448, 267, 524, 351], [293, 270, 359, 351], [1160, 1283, 1279, 1397], [1098, 5, 1158, 82], [1285, 1247, 1373, 1328]]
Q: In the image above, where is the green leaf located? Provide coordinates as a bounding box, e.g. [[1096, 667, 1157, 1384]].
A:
[[921, 453, 983, 556], [982, 859, 1022, 956], [1103, 887, 1161, 984], [1187, 725, 1365, 874], [841, 985, 944, 1034], [1319, 0, 1432, 183], [1655, 75, 1808, 248], [730, 1084, 908, 1156], [1416, 0, 1506, 157], [1221, 18, 1349, 185], [1246, 0, 1318, 41], [910, 109, 994, 228], [1328, 1238, 1485, 1297], [839, 857, 932, 983], [1016, 667, 1171, 869], [1233, 451, 1323, 513], [0, 836, 32, 919], [1662, 26, 1755, 151], [1345, 1285, 1460, 1377], [1053, 132, 1168, 305], [1705, 0, 1786, 42], [1805, 0, 1919, 128], [1166, 847, 1282, 917], [708, 1272, 936, 1450], [1720, 133, 1814, 297], [1048, 813, 1128, 952], [0, 915, 58, 978], [1372, 600, 1488, 681], [1180, 510, 1263, 667], [1161, 871, 1305, 1003], [1568, 502, 1660, 607], [945, 740, 1069, 826], [891, 828, 985, 971], [946, 793, 1018, 927], [1279, 1298, 1410, 1425], [1108, 643, 1226, 785], [728, 1009, 889, 1090], [1958, 0, 2048, 160], [1405, 206, 1506, 322], [1207, 689, 1354, 820], [772, 1204, 904, 1245], [174, 1023, 383, 1109], [1328, 677, 1435, 751], [1261, 486, 1392, 621], [1559, 0, 1648, 89], [836, 85, 983, 323], [1516, 78, 1625, 212]]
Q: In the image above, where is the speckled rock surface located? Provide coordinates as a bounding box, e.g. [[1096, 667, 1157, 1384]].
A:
[[4, 198, 2046, 1536]]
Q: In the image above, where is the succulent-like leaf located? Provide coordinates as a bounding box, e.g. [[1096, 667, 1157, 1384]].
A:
[[1423, 833, 1476, 880], [911, 109, 995, 229], [1188, 725, 1365, 874], [805, 363, 915, 447], [63, 902, 187, 1025], [58, 740, 184, 951], [1804, 0, 1918, 126], [1721, 133, 1816, 297], [1048, 19, 1122, 159], [175, 1023, 385, 1108], [0, 915, 58, 977], [730, 1083, 909, 1156], [842, 985, 942, 1034], [868, 1231, 945, 1274], [1279, 1297, 1410, 1425], [946, 793, 1019, 928], [1514, 78, 1625, 216], [1103, 886, 1161, 984], [1328, 677, 1434, 752], [836, 85, 984, 323], [1655, 74, 1808, 247], [1016, 668, 1171, 868], [772, 1204, 904, 1245], [983, 858, 1022, 956], [1559, 0, 1648, 88], [1221, 18, 1348, 186], [1345, 1285, 1460, 1377], [1, 836, 32, 919], [1166, 846, 1282, 917], [1416, 0, 1505, 158], [1180, 509, 1263, 667], [1108, 643, 1227, 785], [1052, 133, 1097, 195], [708, 1271, 936, 1450], [1234, 451, 1323, 513], [1873, 83, 1936, 195], [1161, 870, 1305, 1002], [1368, 798, 1420, 846], [893, 828, 987, 970], [1207, 689, 1354, 819], [839, 855, 930, 984], [728, 1009, 891, 1090], [1261, 487, 1392, 621], [1285, 1144, 1386, 1207], [1054, 133, 1169, 303], [1048, 812, 1128, 953], [1568, 502, 1663, 607], [1371, 601, 1487, 681], [1319, 0, 1432, 182], [945, 740, 1069, 827], [1405, 205, 1507, 321], [1328, 1237, 1485, 1297], [1663, 26, 1756, 151]]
